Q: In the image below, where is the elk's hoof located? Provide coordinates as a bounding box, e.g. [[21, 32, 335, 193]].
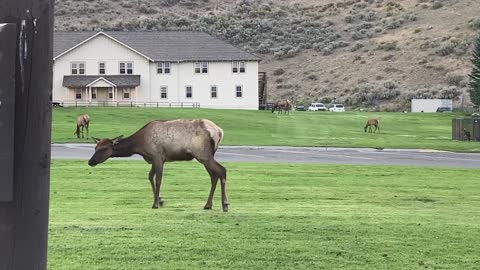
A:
[[222, 203, 229, 212], [204, 204, 212, 210], [159, 200, 164, 207], [152, 204, 159, 209]]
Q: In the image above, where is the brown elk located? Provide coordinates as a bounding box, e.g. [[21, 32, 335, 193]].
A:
[[75, 114, 90, 139], [88, 119, 229, 212], [364, 118, 380, 133], [272, 99, 292, 114]]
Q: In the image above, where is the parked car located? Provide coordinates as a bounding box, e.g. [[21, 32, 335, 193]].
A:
[[329, 104, 345, 112], [295, 105, 307, 111], [436, 107, 452, 112], [308, 103, 327, 111]]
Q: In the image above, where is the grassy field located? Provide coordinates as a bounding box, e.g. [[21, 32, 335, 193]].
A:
[[49, 160, 480, 269], [53, 107, 478, 152]]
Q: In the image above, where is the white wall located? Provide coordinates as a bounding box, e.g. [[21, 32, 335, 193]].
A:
[[411, 99, 452, 112], [53, 34, 150, 101], [53, 33, 259, 109], [148, 61, 259, 109]]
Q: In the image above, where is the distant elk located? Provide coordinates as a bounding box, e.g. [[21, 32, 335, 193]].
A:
[[88, 119, 230, 212], [364, 118, 380, 133], [75, 114, 90, 139], [463, 128, 471, 141], [272, 99, 292, 114]]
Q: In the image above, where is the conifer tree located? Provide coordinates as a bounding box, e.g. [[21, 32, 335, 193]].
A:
[[469, 35, 480, 106]]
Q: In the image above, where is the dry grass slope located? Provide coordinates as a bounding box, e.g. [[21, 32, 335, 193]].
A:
[[54, 0, 480, 110]]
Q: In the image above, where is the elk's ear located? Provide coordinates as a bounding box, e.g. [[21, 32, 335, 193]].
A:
[[92, 137, 101, 143], [112, 135, 124, 145]]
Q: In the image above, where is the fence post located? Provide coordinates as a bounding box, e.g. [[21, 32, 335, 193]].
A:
[[0, 0, 53, 269]]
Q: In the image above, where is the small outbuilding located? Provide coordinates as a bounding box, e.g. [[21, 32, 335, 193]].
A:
[[411, 99, 452, 112]]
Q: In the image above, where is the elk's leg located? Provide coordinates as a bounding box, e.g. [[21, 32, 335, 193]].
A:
[[377, 125, 380, 133], [148, 165, 156, 203], [203, 166, 218, 210], [152, 161, 165, 209], [86, 124, 89, 139], [209, 159, 229, 212]]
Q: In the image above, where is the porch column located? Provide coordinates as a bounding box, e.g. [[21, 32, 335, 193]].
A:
[[135, 86, 138, 102], [88, 87, 91, 102]]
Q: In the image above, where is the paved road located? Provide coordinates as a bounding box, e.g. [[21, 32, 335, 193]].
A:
[[52, 144, 480, 168]]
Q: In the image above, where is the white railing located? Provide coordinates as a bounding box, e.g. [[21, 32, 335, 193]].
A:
[[52, 100, 201, 108]]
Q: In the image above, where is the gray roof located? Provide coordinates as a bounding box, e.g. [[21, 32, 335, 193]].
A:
[[54, 31, 260, 62], [63, 75, 141, 88]]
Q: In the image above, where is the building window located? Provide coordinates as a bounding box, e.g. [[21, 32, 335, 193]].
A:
[[157, 62, 171, 74], [194, 62, 208, 74], [236, 85, 243, 98], [108, 89, 113, 99], [99, 62, 106, 75], [71, 62, 85, 75], [123, 88, 130, 99], [119, 62, 133, 74], [160, 86, 168, 99], [75, 88, 82, 100], [211, 86, 218, 98], [91, 88, 97, 100], [232, 61, 246, 73], [186, 86, 193, 98]]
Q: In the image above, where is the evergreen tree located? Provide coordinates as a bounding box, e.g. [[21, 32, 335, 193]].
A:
[[469, 34, 480, 106]]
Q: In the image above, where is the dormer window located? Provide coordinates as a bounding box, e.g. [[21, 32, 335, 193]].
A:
[[71, 62, 85, 75]]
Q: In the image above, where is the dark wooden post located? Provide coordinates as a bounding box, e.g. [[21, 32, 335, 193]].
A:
[[0, 0, 53, 269]]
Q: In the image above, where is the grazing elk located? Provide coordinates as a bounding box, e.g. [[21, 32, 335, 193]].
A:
[[88, 119, 230, 212], [75, 114, 90, 139], [463, 128, 471, 141], [364, 118, 380, 133], [272, 99, 292, 114]]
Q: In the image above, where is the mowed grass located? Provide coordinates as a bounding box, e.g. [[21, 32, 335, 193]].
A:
[[49, 160, 480, 269], [53, 107, 478, 151]]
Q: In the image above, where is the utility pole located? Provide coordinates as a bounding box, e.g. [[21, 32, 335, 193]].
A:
[[0, 0, 53, 269]]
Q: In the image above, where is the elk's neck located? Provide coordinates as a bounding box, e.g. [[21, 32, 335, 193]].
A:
[[111, 135, 138, 158]]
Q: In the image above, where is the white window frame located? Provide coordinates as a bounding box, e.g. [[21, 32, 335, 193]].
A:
[[185, 86, 193, 99], [157, 62, 171, 74], [123, 88, 131, 100], [75, 88, 82, 100], [160, 86, 168, 99], [232, 61, 246, 73], [210, 86, 218, 99], [98, 62, 106, 75], [71, 62, 85, 75], [194, 62, 208, 74], [235, 85, 243, 98], [91, 88, 97, 100], [119, 61, 134, 74]]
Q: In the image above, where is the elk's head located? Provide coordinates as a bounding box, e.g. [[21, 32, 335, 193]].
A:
[[88, 135, 123, 167]]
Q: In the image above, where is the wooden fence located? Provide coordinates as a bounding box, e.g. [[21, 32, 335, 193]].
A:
[[452, 117, 480, 141]]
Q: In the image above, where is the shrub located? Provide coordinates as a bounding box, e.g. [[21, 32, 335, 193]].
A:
[[383, 80, 399, 90], [431, 1, 443, 9], [445, 72, 465, 86], [469, 18, 480, 29], [273, 68, 285, 76]]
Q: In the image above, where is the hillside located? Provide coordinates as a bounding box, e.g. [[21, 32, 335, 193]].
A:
[[54, 0, 480, 110]]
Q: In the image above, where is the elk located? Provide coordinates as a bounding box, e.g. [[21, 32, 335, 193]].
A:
[[88, 119, 229, 212], [272, 99, 292, 114], [364, 118, 380, 133], [75, 114, 90, 139]]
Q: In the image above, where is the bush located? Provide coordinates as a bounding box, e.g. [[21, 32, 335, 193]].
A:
[[273, 68, 285, 76], [469, 18, 480, 29], [445, 72, 465, 86]]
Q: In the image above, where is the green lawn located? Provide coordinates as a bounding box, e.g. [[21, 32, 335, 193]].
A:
[[49, 160, 480, 269], [53, 107, 479, 151]]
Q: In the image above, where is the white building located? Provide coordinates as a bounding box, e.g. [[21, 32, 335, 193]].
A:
[[53, 31, 260, 109], [411, 99, 453, 112]]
